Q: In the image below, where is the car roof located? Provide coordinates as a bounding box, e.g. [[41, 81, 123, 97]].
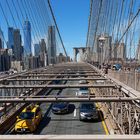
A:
[[80, 102, 96, 106], [79, 80, 87, 82], [79, 87, 88, 90]]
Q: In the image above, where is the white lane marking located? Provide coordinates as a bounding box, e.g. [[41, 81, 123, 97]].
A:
[[76, 92, 77, 96], [74, 108, 76, 117]]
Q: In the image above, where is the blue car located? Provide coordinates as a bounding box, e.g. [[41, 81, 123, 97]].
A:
[[113, 64, 122, 71]]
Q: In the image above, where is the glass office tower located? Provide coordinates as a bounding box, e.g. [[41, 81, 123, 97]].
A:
[[23, 20, 32, 56]]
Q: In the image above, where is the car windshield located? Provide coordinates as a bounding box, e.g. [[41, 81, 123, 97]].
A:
[[53, 102, 67, 106], [56, 102, 67, 105], [81, 104, 95, 109], [19, 112, 34, 119], [80, 87, 88, 90]]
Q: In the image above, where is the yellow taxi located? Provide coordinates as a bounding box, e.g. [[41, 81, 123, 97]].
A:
[[15, 104, 42, 133]]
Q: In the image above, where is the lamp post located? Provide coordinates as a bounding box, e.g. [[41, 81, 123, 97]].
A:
[[98, 36, 105, 66]]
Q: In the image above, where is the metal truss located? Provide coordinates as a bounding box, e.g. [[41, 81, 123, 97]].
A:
[[1, 62, 140, 135], [18, 74, 101, 77], [0, 84, 115, 89], [0, 96, 139, 103], [96, 87, 140, 134], [4, 77, 107, 81]]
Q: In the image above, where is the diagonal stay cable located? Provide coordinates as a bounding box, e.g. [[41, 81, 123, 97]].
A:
[[47, 0, 68, 58], [105, 7, 140, 62]]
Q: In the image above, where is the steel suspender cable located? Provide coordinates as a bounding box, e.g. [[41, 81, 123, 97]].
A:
[[106, 7, 140, 62], [5, 0, 17, 28], [86, 0, 93, 48], [26, 0, 42, 39], [116, 0, 125, 41], [91, 0, 103, 52], [47, 0, 68, 58]]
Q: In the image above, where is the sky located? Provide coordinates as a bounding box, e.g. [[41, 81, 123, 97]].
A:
[[0, 0, 90, 60], [0, 0, 140, 59], [50, 0, 90, 59]]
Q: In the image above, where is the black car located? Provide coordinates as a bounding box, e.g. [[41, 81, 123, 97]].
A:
[[52, 102, 69, 114], [79, 102, 98, 121]]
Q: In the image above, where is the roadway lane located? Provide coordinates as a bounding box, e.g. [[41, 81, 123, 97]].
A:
[[36, 81, 106, 135]]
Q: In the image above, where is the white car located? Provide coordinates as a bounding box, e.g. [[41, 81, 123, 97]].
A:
[[96, 80, 105, 84], [77, 87, 89, 96], [79, 80, 88, 84]]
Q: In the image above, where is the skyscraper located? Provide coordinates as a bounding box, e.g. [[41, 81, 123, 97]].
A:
[[34, 44, 40, 56], [112, 41, 126, 61], [23, 20, 32, 56], [40, 39, 47, 54], [13, 29, 22, 61], [0, 27, 4, 49], [0, 49, 11, 71], [48, 26, 56, 64], [39, 39, 47, 66], [8, 27, 14, 49]]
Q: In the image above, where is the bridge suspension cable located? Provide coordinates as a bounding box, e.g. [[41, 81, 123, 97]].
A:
[[47, 0, 68, 58], [86, 0, 140, 66]]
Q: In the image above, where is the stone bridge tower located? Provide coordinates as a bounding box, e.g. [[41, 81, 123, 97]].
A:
[[73, 47, 87, 62]]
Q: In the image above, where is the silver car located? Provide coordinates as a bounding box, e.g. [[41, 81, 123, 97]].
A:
[[79, 102, 98, 121]]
